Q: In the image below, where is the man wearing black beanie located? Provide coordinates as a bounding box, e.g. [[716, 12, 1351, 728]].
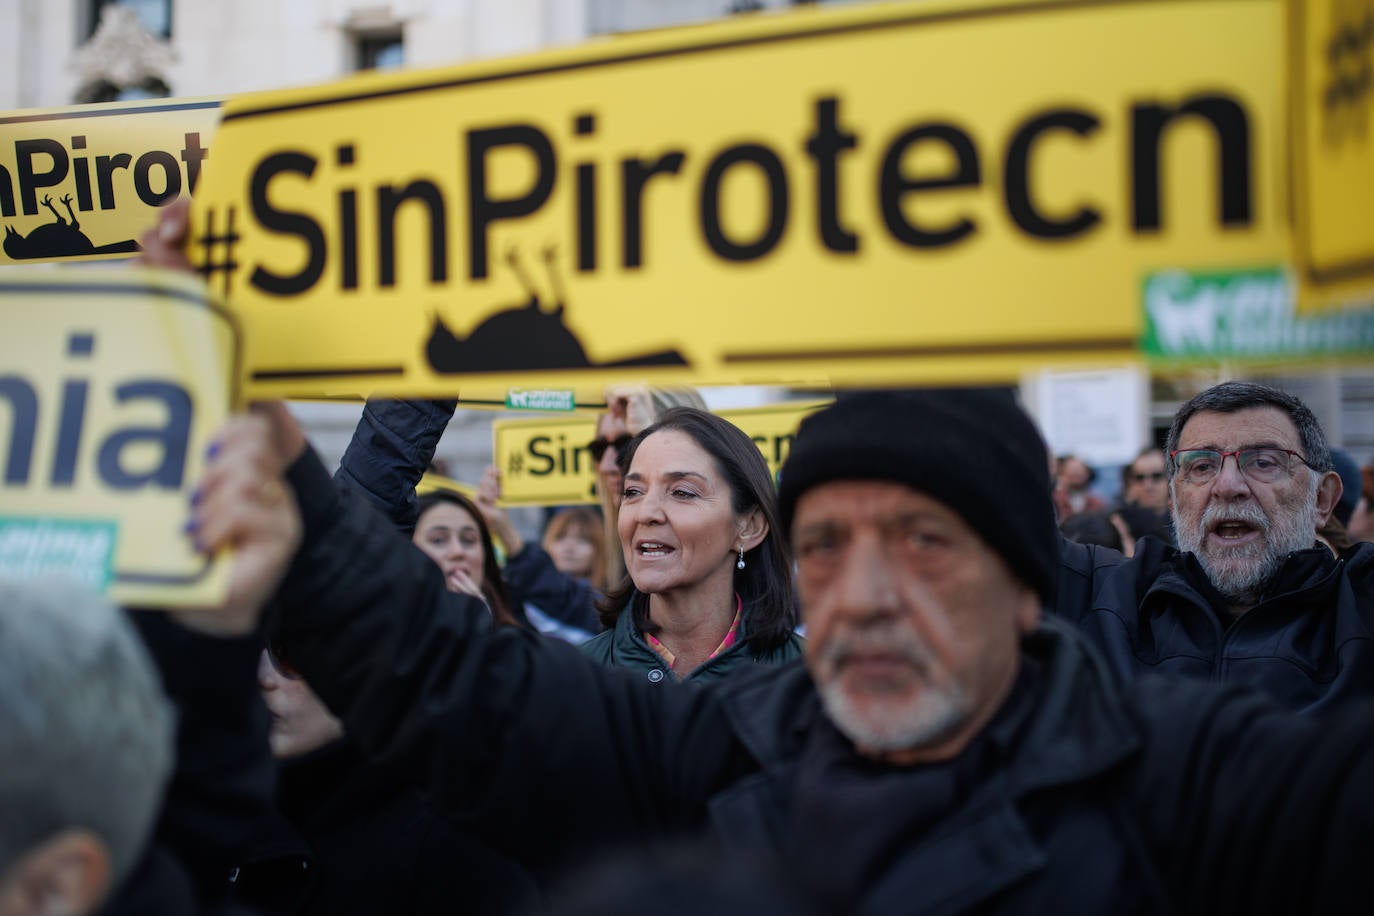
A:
[[218, 391, 1374, 915]]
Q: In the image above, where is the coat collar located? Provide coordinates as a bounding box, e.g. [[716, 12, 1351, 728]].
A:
[[708, 621, 1142, 913], [715, 617, 1140, 796]]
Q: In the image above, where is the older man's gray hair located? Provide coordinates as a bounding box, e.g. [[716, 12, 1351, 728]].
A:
[[0, 579, 175, 886]]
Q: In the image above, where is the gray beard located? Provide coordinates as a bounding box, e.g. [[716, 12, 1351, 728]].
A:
[[816, 673, 972, 754], [812, 625, 974, 754], [1173, 492, 1319, 608]]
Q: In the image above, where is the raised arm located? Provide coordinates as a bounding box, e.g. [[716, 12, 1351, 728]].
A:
[[334, 397, 458, 536], [264, 426, 749, 871]]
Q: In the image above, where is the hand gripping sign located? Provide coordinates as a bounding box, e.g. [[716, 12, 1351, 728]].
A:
[[188, 0, 1305, 397], [0, 267, 237, 607]]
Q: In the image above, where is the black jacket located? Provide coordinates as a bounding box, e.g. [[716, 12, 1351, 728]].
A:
[[228, 740, 540, 916], [101, 616, 276, 916], [504, 541, 603, 635], [272, 448, 1374, 913], [1058, 534, 1374, 714]]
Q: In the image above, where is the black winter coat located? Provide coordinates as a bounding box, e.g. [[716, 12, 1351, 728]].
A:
[[1057, 534, 1374, 713], [228, 741, 540, 915], [271, 448, 1374, 913], [101, 617, 276, 916]]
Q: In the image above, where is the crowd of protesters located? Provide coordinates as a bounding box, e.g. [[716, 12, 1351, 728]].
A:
[[5, 202, 1374, 915]]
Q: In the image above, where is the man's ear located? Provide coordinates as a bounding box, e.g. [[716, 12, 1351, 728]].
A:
[[1315, 470, 1343, 528], [1, 829, 111, 916], [737, 507, 769, 553]]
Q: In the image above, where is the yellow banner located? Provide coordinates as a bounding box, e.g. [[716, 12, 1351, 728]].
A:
[[494, 400, 827, 506], [1290, 0, 1374, 310], [0, 97, 221, 265], [190, 0, 1291, 395], [0, 267, 236, 607]]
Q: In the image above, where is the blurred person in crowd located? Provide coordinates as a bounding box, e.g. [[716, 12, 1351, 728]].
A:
[[225, 390, 1373, 913], [1317, 448, 1364, 553], [1058, 381, 1374, 713], [582, 407, 803, 682], [1051, 453, 1105, 520], [543, 507, 607, 589], [1114, 446, 1175, 549], [1059, 509, 1125, 553], [1349, 463, 1374, 543], [473, 471, 605, 643], [226, 641, 539, 915], [1121, 446, 1169, 511], [413, 487, 519, 627], [0, 581, 174, 916]]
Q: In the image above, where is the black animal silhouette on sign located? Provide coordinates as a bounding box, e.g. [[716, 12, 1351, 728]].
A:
[[426, 247, 688, 374], [3, 194, 140, 260]]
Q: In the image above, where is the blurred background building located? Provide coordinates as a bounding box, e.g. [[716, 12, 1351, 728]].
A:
[[3, 0, 1373, 507]]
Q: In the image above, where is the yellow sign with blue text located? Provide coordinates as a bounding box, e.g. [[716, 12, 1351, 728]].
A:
[[1290, 0, 1374, 310], [494, 400, 827, 506], [191, 0, 1293, 395], [0, 268, 237, 607], [0, 97, 221, 265]]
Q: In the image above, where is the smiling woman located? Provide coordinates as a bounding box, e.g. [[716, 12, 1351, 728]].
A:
[[582, 407, 803, 683]]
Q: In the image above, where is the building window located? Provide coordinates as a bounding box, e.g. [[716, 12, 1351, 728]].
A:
[[80, 77, 171, 104], [89, 0, 171, 39], [356, 33, 405, 72]]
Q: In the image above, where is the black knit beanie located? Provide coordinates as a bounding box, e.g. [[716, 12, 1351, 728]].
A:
[[777, 389, 1058, 605]]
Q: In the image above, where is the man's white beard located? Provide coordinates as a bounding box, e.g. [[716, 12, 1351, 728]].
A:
[[813, 627, 973, 754], [818, 677, 972, 754], [1173, 484, 1320, 606]]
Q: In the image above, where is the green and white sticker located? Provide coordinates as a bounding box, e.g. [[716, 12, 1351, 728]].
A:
[[1142, 267, 1374, 362], [505, 388, 577, 412], [0, 517, 117, 591]]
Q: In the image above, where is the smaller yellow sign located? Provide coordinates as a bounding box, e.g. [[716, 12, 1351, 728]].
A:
[[493, 400, 828, 506], [0, 267, 237, 607], [1291, 0, 1374, 309], [416, 471, 476, 498], [494, 415, 600, 506], [0, 97, 221, 266]]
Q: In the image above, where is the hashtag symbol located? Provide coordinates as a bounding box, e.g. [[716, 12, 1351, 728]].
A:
[[195, 206, 240, 297], [508, 453, 524, 476], [1323, 1, 1374, 145]]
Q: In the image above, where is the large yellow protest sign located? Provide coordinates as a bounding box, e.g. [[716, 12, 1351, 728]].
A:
[[495, 400, 827, 506], [1291, 0, 1374, 310], [191, 0, 1292, 395], [0, 268, 236, 607], [0, 97, 221, 265]]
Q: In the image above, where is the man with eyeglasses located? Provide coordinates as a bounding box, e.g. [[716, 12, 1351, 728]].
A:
[[1058, 381, 1370, 714]]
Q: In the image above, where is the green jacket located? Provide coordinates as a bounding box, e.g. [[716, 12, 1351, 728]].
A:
[[578, 592, 804, 685]]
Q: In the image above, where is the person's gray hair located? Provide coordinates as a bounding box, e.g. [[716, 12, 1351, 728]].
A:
[[1164, 381, 1333, 477], [0, 579, 175, 887]]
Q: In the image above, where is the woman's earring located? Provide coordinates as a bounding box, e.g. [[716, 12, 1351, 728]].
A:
[[736, 546, 746, 570]]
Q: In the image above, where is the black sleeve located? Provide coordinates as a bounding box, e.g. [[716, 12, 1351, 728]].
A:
[[1129, 678, 1374, 915], [106, 613, 275, 913], [270, 448, 751, 871], [504, 542, 604, 633], [333, 397, 457, 536]]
